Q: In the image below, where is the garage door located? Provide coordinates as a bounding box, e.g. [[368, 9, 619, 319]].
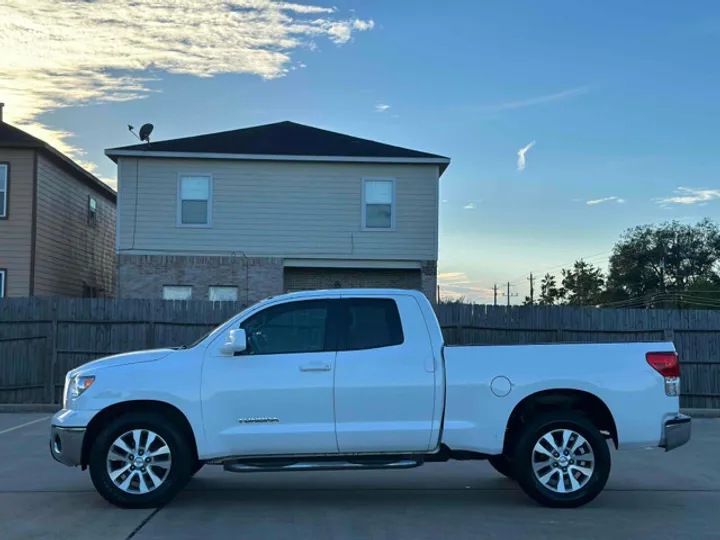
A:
[[284, 267, 422, 293]]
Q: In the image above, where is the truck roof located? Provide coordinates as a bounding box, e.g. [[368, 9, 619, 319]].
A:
[[261, 288, 428, 304]]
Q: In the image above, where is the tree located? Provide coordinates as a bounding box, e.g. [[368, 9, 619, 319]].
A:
[[537, 273, 563, 305], [606, 219, 720, 307], [560, 260, 605, 306]]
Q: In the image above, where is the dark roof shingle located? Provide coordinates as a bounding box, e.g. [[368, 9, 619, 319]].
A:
[[0, 121, 46, 147], [0, 121, 116, 200], [106, 121, 449, 172]]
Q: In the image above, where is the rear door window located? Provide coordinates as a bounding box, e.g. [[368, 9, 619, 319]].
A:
[[337, 298, 404, 351]]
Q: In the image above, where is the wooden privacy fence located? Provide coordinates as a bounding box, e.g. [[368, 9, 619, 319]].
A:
[[1, 297, 719, 408]]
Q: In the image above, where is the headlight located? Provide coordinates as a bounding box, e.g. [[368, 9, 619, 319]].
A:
[[65, 375, 95, 405]]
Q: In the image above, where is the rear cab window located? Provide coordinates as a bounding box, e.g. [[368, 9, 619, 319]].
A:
[[337, 298, 404, 351]]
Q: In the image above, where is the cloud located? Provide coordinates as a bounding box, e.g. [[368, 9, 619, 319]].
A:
[[517, 141, 535, 171], [483, 86, 590, 113], [0, 0, 374, 185], [375, 104, 391, 112], [462, 199, 482, 210], [586, 196, 626, 205], [437, 271, 495, 302], [654, 187, 720, 206]]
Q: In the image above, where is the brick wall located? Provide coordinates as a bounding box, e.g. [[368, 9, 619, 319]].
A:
[[117, 254, 283, 303], [117, 255, 438, 303], [421, 260, 438, 303]]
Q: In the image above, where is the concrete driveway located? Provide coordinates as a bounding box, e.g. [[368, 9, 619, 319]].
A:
[[1, 413, 719, 539]]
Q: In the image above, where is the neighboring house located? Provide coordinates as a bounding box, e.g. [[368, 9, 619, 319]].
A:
[[105, 121, 450, 304], [0, 104, 116, 298]]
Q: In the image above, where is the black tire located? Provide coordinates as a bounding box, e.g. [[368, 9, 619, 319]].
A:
[[512, 412, 611, 508], [487, 455, 515, 479], [191, 461, 204, 476], [89, 412, 193, 509]]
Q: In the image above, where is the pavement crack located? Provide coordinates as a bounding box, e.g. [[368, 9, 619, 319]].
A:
[[125, 506, 162, 540]]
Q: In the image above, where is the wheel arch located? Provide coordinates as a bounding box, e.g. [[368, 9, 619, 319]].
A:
[[80, 400, 199, 468], [502, 389, 619, 453]]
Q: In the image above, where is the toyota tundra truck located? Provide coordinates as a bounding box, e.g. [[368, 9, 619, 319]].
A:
[[49, 288, 691, 509]]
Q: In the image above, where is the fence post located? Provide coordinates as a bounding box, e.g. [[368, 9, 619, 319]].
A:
[[556, 328, 564, 342], [45, 300, 59, 404], [146, 321, 156, 349]]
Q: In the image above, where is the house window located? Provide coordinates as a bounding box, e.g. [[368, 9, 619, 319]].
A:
[[82, 283, 101, 298], [163, 285, 192, 300], [362, 178, 395, 230], [0, 269, 6, 298], [0, 163, 8, 219], [178, 175, 212, 226], [88, 196, 97, 227], [209, 286, 238, 302]]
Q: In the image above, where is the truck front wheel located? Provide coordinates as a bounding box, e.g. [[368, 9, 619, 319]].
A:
[[88, 412, 193, 509], [512, 412, 611, 508]]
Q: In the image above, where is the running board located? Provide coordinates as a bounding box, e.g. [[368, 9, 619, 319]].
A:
[[223, 458, 423, 473]]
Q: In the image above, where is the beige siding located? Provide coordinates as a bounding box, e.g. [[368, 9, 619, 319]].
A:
[[117, 159, 439, 261], [0, 149, 34, 296], [34, 154, 116, 296]]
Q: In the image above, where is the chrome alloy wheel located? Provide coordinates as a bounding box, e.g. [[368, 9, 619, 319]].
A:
[[531, 428, 595, 494], [106, 429, 172, 494]]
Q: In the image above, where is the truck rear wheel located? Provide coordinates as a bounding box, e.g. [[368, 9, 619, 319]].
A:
[[512, 412, 610, 508], [89, 411, 193, 509]]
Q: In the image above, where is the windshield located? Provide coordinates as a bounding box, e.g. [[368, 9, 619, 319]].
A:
[[183, 325, 220, 349], [181, 301, 264, 348]]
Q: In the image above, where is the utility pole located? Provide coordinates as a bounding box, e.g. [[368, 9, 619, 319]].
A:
[[493, 284, 499, 306], [528, 273, 535, 304], [503, 282, 518, 307]]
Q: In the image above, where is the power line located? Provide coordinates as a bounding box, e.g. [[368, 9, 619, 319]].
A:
[[507, 249, 614, 287], [598, 291, 720, 310]]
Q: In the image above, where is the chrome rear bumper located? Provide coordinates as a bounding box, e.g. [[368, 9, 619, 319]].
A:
[[660, 414, 691, 452]]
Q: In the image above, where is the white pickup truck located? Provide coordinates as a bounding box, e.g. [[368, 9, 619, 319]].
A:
[[50, 288, 690, 509]]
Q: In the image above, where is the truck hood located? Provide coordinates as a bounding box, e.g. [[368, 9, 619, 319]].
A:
[[69, 348, 176, 376]]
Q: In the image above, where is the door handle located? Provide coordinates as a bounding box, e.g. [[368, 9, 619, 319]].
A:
[[299, 363, 331, 372]]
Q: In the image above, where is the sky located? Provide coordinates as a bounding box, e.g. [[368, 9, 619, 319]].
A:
[[2, 0, 719, 303]]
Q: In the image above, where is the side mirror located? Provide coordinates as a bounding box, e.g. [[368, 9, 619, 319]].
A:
[[219, 328, 247, 356]]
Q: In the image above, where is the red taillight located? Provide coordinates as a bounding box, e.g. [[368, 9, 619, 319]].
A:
[[646, 351, 679, 378]]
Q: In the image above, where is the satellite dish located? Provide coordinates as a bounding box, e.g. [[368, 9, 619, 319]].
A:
[[139, 123, 154, 142]]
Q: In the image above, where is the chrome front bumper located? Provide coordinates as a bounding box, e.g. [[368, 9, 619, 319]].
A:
[[49, 425, 85, 467], [660, 414, 691, 452]]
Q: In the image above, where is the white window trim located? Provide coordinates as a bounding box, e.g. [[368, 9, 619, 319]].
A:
[[209, 286, 239, 302], [177, 173, 213, 228], [0, 269, 6, 298], [162, 285, 193, 301], [361, 177, 396, 231], [0, 163, 8, 218]]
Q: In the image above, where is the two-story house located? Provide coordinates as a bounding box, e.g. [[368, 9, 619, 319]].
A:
[[0, 104, 116, 298], [105, 121, 449, 304]]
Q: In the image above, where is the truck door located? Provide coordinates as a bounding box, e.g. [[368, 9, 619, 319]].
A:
[[333, 295, 437, 453], [201, 298, 339, 457]]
